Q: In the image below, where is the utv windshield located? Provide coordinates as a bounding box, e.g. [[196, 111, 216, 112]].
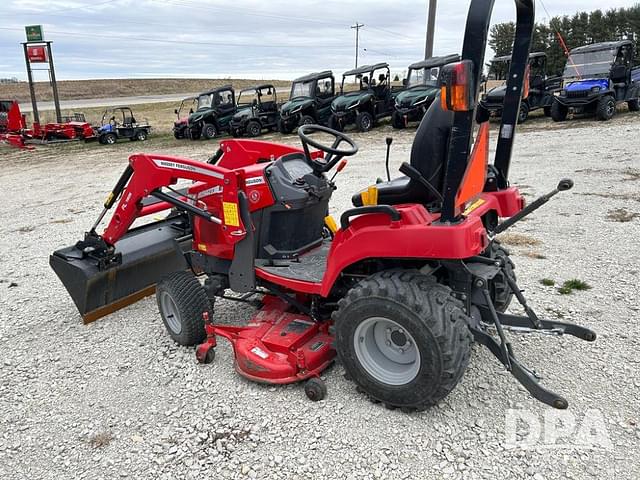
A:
[[407, 67, 440, 87], [197, 93, 214, 109], [290, 80, 314, 99], [563, 49, 616, 79]]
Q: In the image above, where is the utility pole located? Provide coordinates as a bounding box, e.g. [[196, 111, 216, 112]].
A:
[[351, 22, 364, 69], [425, 0, 437, 59]]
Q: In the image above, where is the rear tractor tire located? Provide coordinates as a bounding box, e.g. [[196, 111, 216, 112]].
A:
[[596, 95, 616, 121], [488, 241, 516, 312], [334, 270, 473, 411], [355, 111, 374, 132], [551, 101, 568, 122], [156, 271, 210, 346]]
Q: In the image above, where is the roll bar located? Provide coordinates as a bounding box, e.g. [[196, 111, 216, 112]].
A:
[[440, 0, 535, 222]]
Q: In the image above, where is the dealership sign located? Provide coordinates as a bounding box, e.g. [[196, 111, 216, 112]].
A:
[[25, 25, 44, 42], [27, 45, 48, 63]]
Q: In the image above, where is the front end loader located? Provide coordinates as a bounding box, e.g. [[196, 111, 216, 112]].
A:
[[52, 0, 595, 409]]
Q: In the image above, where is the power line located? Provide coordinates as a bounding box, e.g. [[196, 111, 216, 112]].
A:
[[351, 23, 364, 69], [0, 26, 348, 50]]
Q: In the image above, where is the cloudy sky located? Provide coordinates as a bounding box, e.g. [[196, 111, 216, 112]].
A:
[[0, 0, 637, 81]]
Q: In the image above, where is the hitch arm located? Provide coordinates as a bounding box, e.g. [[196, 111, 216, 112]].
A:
[[493, 178, 573, 235]]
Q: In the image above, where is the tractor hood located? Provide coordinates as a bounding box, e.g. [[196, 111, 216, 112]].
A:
[[281, 97, 314, 115], [332, 91, 372, 112], [395, 85, 439, 108], [564, 78, 610, 92]]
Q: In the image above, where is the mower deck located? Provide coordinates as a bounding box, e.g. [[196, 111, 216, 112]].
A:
[[196, 296, 334, 395]]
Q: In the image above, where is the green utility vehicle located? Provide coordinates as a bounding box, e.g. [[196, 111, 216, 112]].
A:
[[328, 63, 399, 132], [278, 71, 335, 133], [392, 54, 460, 129]]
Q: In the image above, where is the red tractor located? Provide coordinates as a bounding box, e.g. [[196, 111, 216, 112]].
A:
[[51, 0, 594, 410]]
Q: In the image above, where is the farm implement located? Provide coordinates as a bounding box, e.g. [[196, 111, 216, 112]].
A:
[[0, 99, 94, 149], [51, 0, 595, 409]]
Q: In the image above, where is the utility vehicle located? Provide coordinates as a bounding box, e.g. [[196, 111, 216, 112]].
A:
[[328, 63, 398, 132], [278, 71, 335, 133], [185, 86, 236, 139], [481, 52, 562, 123], [172, 96, 197, 139], [552, 40, 640, 121], [96, 107, 151, 145], [229, 85, 279, 137], [392, 54, 460, 129], [51, 0, 595, 410]]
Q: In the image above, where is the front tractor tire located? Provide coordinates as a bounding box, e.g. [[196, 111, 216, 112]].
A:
[[355, 111, 374, 132], [596, 95, 616, 121], [156, 271, 210, 346], [334, 270, 473, 411], [551, 101, 568, 122]]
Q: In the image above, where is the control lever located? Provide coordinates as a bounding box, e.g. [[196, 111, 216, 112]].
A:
[[329, 158, 348, 183], [385, 137, 393, 181], [399, 162, 444, 202], [493, 179, 573, 236]]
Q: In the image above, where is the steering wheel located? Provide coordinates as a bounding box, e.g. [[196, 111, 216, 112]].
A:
[[298, 124, 358, 173]]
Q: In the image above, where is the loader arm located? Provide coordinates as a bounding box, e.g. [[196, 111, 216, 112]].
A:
[[101, 153, 243, 246]]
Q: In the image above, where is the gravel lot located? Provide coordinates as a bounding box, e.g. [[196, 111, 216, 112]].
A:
[[1, 113, 639, 480]]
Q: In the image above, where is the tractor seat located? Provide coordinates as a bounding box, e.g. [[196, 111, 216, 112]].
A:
[[352, 95, 453, 207]]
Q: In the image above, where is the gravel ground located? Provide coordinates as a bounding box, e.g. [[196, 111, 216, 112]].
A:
[[1, 113, 639, 480]]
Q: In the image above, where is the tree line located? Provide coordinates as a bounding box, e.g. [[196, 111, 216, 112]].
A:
[[488, 4, 640, 77]]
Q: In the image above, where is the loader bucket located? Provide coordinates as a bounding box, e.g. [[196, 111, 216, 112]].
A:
[[50, 218, 191, 324]]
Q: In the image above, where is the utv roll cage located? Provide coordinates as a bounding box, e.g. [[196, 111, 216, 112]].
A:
[[339, 63, 391, 93]]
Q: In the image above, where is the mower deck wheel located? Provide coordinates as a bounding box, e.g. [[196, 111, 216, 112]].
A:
[[334, 270, 472, 411], [156, 271, 210, 346], [304, 377, 327, 401]]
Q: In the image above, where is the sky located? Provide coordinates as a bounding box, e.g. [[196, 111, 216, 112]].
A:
[[1, 0, 638, 81]]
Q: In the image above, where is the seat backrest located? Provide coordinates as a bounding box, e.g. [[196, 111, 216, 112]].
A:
[[409, 94, 454, 193]]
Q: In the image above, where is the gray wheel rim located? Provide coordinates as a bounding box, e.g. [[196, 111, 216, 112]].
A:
[[353, 317, 420, 386], [160, 291, 182, 334], [607, 101, 615, 116]]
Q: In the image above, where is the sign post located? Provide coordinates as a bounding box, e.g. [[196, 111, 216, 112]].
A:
[[22, 25, 62, 124]]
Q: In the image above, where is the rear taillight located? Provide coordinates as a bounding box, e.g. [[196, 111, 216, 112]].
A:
[[440, 60, 476, 112]]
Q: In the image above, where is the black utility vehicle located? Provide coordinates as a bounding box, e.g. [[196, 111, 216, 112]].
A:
[[328, 63, 399, 132], [229, 85, 279, 137], [552, 40, 640, 122], [278, 71, 335, 133], [96, 107, 151, 145], [481, 52, 562, 123]]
